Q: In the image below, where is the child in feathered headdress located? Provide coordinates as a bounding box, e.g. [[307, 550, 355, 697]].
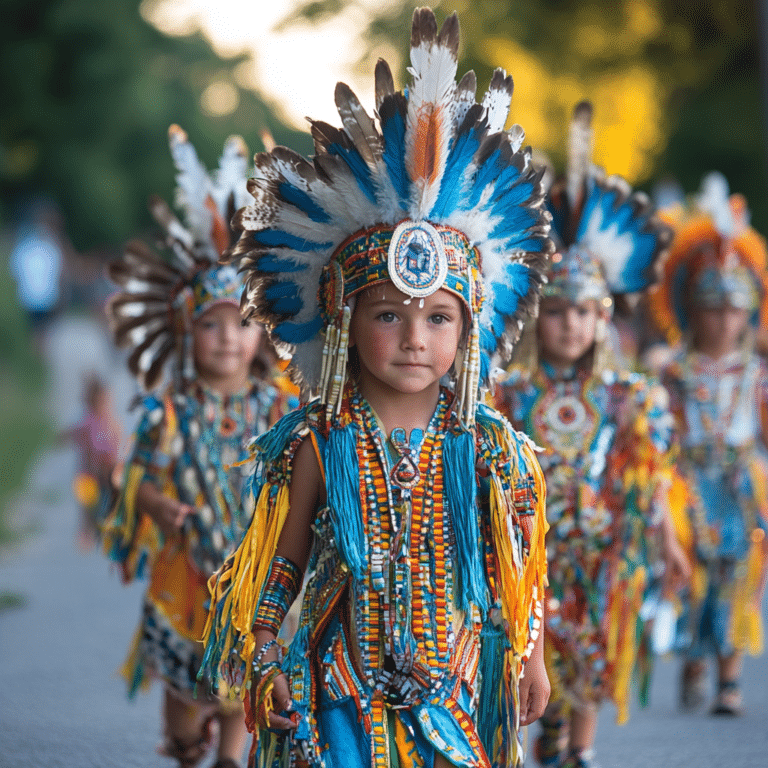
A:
[[199, 9, 552, 768], [495, 102, 687, 768], [647, 172, 768, 718], [102, 126, 291, 768]]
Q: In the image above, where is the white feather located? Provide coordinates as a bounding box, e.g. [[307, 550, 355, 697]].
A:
[[697, 171, 734, 237], [580, 205, 635, 287], [482, 70, 513, 133], [506, 124, 525, 153], [406, 26, 458, 219], [168, 126, 214, 247], [213, 134, 250, 213]]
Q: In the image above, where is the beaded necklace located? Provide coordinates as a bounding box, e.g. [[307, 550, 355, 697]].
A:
[[177, 380, 266, 574], [348, 387, 454, 702], [682, 350, 756, 454]]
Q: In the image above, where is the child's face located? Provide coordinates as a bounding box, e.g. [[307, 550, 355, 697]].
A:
[[192, 303, 262, 386], [349, 282, 463, 398], [537, 296, 601, 369], [693, 305, 749, 355]]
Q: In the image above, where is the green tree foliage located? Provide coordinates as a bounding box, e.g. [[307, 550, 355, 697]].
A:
[[287, 0, 767, 230], [0, 0, 311, 252]]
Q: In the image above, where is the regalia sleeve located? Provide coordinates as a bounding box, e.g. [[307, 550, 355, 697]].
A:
[[199, 405, 314, 700], [476, 405, 547, 655], [101, 392, 177, 582], [475, 405, 547, 767]]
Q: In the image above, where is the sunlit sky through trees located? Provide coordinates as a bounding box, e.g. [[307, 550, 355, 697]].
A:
[[141, 0, 740, 187]]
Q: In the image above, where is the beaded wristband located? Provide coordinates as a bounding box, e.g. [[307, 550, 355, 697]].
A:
[[252, 639, 279, 676], [253, 555, 302, 634]]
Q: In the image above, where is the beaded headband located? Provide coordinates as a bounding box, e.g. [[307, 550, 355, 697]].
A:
[[692, 258, 760, 312], [191, 263, 244, 320], [541, 246, 611, 308], [319, 222, 483, 318]]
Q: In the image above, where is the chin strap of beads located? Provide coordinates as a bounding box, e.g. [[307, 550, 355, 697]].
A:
[[252, 555, 302, 635]]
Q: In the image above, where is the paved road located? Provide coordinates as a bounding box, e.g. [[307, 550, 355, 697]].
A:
[[1, 315, 766, 767]]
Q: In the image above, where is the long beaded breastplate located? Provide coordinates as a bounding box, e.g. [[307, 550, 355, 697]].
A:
[[348, 388, 466, 706]]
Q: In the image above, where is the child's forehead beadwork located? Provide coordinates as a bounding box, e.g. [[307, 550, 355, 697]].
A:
[[387, 221, 449, 298], [331, 221, 480, 313]]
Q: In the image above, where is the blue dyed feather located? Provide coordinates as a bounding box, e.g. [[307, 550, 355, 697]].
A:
[[251, 229, 331, 252], [256, 254, 308, 273], [465, 149, 506, 210], [264, 280, 302, 315], [379, 101, 409, 204], [272, 315, 324, 344], [577, 184, 661, 292], [431, 124, 483, 218], [479, 326, 496, 353], [278, 181, 331, 223], [326, 143, 378, 205]]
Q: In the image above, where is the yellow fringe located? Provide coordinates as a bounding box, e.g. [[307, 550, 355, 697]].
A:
[[607, 565, 646, 725], [731, 529, 766, 657], [667, 471, 693, 554], [202, 481, 292, 698]]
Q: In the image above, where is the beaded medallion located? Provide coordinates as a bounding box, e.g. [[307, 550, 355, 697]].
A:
[[389, 427, 423, 489], [387, 220, 448, 298]]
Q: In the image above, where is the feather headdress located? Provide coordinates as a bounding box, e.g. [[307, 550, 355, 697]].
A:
[[107, 125, 250, 391], [227, 7, 553, 425], [545, 101, 672, 305], [648, 171, 768, 346]]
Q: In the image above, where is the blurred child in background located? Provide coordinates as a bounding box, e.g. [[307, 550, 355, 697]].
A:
[[62, 372, 121, 550], [496, 102, 686, 768], [102, 126, 288, 768], [648, 172, 768, 717]]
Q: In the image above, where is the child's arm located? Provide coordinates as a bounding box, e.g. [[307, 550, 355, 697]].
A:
[[518, 508, 550, 725], [136, 481, 194, 539], [250, 436, 322, 732], [657, 483, 691, 596], [518, 606, 549, 725]]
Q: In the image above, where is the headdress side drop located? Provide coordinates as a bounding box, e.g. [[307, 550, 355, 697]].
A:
[[648, 171, 768, 346], [107, 125, 250, 391], [226, 8, 553, 425]]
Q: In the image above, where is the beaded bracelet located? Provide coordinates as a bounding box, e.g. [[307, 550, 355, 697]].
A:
[[253, 555, 302, 634], [252, 638, 279, 676]]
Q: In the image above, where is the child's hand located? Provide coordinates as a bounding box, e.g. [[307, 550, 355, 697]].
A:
[[663, 537, 691, 597], [519, 651, 550, 726], [266, 672, 300, 732], [137, 481, 193, 538], [151, 496, 194, 538]]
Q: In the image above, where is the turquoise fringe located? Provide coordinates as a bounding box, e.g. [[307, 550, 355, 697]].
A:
[[324, 424, 367, 581], [443, 429, 488, 614], [476, 619, 508, 756]]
